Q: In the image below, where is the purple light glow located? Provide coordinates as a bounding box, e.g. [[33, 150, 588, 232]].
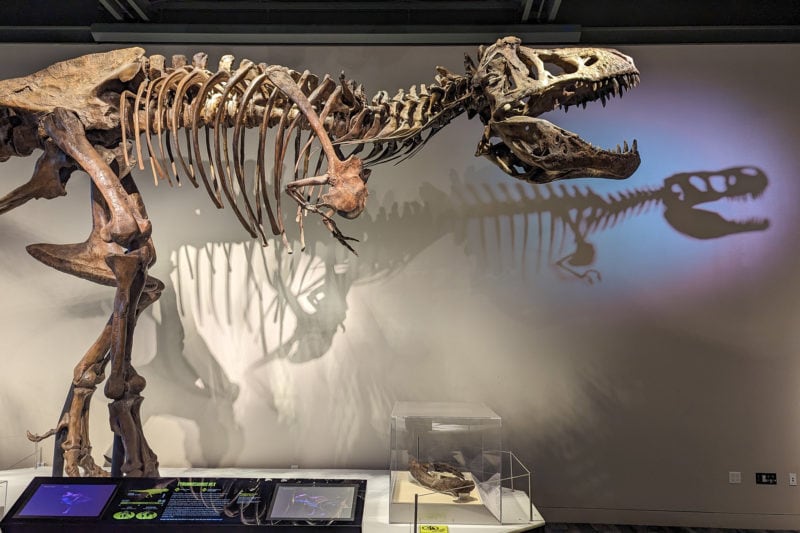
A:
[[17, 483, 117, 518]]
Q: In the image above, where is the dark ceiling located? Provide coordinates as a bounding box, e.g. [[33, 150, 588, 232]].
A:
[[1, 0, 798, 44]]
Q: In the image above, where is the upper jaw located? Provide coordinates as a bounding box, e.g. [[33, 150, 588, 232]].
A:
[[485, 46, 641, 121], [545, 69, 640, 114]]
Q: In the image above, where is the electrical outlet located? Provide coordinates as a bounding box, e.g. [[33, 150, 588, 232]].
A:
[[790, 473, 797, 486], [728, 471, 742, 484], [756, 472, 777, 485]]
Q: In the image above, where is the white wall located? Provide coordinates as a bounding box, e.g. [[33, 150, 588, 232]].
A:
[[1, 42, 799, 528]]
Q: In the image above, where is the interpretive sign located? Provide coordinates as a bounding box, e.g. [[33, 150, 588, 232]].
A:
[[0, 476, 366, 532]]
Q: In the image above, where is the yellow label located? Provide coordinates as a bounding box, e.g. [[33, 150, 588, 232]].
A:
[[420, 526, 449, 533]]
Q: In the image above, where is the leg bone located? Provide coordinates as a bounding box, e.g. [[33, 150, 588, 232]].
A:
[[43, 108, 151, 246]]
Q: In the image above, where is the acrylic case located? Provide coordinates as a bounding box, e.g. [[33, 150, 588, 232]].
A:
[[389, 401, 543, 527], [389, 401, 506, 525], [0, 478, 7, 520]]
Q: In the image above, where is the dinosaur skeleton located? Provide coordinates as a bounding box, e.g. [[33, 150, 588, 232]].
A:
[[0, 37, 640, 477]]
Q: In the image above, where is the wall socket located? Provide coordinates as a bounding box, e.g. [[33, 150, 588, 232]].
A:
[[756, 472, 777, 485], [790, 473, 797, 486], [728, 471, 741, 484]]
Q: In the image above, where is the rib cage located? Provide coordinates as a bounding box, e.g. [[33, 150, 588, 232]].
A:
[[120, 52, 474, 246]]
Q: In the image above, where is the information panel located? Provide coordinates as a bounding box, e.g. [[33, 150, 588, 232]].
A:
[[0, 477, 366, 533]]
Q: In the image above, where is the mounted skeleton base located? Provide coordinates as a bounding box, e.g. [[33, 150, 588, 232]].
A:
[[0, 37, 640, 477]]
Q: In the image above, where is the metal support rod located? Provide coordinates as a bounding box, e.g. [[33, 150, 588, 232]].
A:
[[413, 493, 419, 533], [110, 434, 124, 477], [51, 385, 74, 477]]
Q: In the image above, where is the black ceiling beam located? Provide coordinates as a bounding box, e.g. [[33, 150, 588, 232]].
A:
[[0, 22, 798, 45], [0, 26, 94, 43], [520, 0, 536, 22], [89, 23, 581, 44], [99, 0, 125, 21], [582, 25, 800, 44], [151, 0, 517, 10], [126, 0, 153, 22], [88, 23, 800, 45], [547, 0, 563, 22]]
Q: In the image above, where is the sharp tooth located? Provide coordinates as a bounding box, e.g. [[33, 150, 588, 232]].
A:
[[632, 139, 638, 151], [616, 144, 621, 153], [612, 78, 620, 94], [623, 140, 629, 152], [601, 94, 607, 106], [593, 82, 598, 91], [582, 101, 587, 109]]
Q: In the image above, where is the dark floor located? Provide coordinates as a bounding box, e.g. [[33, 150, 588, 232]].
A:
[[544, 525, 794, 533]]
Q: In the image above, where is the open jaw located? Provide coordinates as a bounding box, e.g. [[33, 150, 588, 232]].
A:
[[663, 167, 770, 237], [489, 116, 640, 182], [482, 68, 641, 184]]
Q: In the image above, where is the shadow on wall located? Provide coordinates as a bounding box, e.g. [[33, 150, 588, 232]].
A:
[[134, 164, 769, 465], [450, 165, 769, 284]]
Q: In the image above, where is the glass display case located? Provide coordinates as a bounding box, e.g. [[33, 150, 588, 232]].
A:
[[0, 478, 7, 520], [389, 401, 543, 527], [390, 401, 513, 525]]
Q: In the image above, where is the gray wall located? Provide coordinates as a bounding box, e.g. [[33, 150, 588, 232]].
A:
[[1, 42, 799, 528]]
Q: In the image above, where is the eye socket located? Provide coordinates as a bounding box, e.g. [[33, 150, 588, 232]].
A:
[[543, 62, 566, 76], [540, 55, 578, 76]]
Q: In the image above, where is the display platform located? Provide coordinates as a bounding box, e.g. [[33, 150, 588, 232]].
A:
[[0, 467, 544, 533]]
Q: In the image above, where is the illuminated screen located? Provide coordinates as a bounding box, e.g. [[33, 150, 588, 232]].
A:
[[16, 483, 117, 518], [268, 484, 357, 521]]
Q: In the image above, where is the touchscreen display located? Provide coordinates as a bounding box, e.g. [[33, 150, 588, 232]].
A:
[[16, 483, 117, 518], [268, 484, 357, 521]]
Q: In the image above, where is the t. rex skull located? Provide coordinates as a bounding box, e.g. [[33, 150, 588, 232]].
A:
[[471, 36, 641, 183]]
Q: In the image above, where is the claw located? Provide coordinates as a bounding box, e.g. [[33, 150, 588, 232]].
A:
[[323, 217, 359, 254]]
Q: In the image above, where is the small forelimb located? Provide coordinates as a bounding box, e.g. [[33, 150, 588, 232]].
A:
[[286, 176, 359, 253], [322, 215, 360, 254]]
